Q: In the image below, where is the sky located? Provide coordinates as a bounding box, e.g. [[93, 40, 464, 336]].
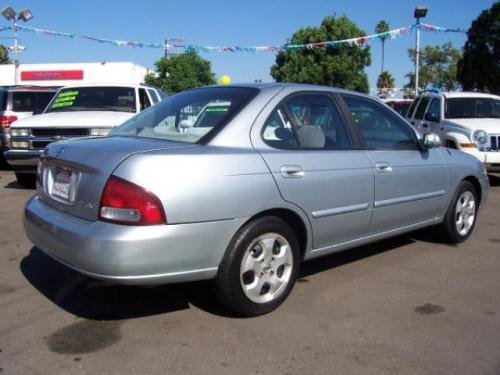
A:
[[0, 0, 497, 92]]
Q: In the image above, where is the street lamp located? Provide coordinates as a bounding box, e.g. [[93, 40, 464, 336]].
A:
[[1, 6, 34, 85], [414, 5, 428, 96]]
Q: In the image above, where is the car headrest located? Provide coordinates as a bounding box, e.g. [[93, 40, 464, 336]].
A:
[[296, 126, 325, 148]]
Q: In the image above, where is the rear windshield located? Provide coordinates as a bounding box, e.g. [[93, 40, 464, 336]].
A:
[[445, 97, 500, 119], [110, 87, 259, 144], [46, 87, 136, 113], [12, 91, 56, 113]]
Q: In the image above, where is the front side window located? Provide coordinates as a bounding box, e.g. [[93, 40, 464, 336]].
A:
[[342, 94, 418, 150], [47, 87, 136, 113], [426, 98, 441, 121], [262, 93, 352, 150], [445, 97, 500, 119], [110, 87, 259, 144], [147, 89, 159, 104], [139, 88, 152, 110]]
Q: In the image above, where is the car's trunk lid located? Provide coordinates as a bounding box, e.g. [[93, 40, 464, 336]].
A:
[[37, 136, 199, 221]]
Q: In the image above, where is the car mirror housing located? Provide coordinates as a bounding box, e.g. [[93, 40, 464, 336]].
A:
[[419, 133, 442, 150]]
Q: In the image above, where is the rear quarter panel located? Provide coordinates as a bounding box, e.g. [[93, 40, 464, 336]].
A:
[[112, 146, 304, 225]]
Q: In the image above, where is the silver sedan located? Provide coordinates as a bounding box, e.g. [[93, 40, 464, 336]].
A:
[[24, 84, 489, 316]]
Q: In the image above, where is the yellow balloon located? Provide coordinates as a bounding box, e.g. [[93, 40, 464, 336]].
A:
[[219, 75, 231, 85]]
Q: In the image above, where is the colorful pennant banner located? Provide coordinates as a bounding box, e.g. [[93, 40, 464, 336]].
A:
[[0, 23, 466, 53]]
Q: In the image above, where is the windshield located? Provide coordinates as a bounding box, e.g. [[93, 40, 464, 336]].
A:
[[445, 97, 500, 119], [110, 87, 259, 144], [46, 87, 136, 113]]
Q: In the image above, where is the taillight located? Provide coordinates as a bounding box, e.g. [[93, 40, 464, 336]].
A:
[[0, 116, 18, 129], [99, 175, 166, 225]]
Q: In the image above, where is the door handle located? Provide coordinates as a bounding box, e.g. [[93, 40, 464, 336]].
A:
[[280, 165, 304, 178], [375, 162, 392, 173]]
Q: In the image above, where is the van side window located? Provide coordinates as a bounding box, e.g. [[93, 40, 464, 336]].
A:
[[147, 89, 159, 104], [139, 88, 151, 110]]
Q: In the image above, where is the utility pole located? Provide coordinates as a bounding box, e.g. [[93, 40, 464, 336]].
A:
[[413, 6, 428, 97]]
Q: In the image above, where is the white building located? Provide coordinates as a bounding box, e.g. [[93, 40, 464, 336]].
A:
[[0, 61, 149, 87]]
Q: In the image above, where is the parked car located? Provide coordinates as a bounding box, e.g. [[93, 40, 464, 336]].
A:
[[406, 91, 500, 173], [382, 98, 414, 117], [0, 85, 58, 165], [24, 84, 489, 316], [5, 83, 166, 186]]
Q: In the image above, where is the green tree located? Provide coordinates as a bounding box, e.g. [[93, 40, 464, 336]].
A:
[[0, 45, 10, 64], [376, 70, 395, 97], [404, 42, 462, 91], [457, 2, 500, 94], [270, 15, 371, 93], [145, 50, 215, 94], [375, 20, 390, 74]]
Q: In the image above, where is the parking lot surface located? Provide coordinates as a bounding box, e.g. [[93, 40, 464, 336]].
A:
[[0, 169, 499, 375]]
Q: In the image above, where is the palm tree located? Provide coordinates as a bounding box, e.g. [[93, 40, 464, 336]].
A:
[[377, 71, 395, 98], [375, 20, 390, 74]]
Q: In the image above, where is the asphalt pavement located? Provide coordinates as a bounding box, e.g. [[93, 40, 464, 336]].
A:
[[0, 169, 499, 375]]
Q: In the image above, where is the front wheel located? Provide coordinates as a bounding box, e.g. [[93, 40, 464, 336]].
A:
[[214, 216, 301, 316], [438, 181, 478, 244]]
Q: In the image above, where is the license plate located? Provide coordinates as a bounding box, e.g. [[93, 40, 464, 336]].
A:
[[50, 166, 77, 202]]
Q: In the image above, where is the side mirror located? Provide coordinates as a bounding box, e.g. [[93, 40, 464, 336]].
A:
[[424, 112, 440, 123], [419, 132, 442, 150]]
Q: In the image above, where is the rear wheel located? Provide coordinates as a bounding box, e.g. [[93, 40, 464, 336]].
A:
[[15, 172, 36, 189], [438, 181, 477, 244], [214, 216, 300, 316]]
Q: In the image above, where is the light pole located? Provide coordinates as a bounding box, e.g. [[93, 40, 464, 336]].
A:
[[413, 6, 427, 97], [1, 6, 34, 85]]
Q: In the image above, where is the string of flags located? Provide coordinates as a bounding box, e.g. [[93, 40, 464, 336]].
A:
[[0, 23, 466, 53]]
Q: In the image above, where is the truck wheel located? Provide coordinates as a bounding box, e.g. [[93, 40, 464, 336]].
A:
[[438, 181, 477, 244], [214, 216, 301, 316], [15, 172, 36, 189]]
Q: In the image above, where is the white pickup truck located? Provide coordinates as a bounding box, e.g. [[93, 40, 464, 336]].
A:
[[5, 83, 166, 187], [406, 91, 500, 173]]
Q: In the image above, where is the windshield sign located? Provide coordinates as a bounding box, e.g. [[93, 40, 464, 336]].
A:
[[47, 87, 136, 113]]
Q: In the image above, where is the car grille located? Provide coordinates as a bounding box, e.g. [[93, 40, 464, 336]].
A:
[[491, 135, 500, 151], [31, 128, 89, 137]]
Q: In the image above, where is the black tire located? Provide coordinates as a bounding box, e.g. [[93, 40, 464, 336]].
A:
[[437, 181, 478, 244], [15, 172, 36, 189], [214, 216, 301, 316]]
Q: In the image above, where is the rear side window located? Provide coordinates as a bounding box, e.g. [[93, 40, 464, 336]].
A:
[[406, 98, 419, 118], [414, 96, 430, 120]]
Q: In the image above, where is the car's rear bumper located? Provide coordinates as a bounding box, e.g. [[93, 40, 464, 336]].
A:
[[24, 196, 246, 285], [4, 149, 42, 168]]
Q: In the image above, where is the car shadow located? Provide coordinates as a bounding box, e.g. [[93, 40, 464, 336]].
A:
[[488, 174, 500, 187], [4, 180, 31, 190], [21, 234, 420, 320]]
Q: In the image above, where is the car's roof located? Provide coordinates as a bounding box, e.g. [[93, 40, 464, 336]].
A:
[[441, 91, 500, 99], [197, 82, 367, 98], [419, 90, 500, 100], [56, 83, 154, 89], [0, 85, 59, 92]]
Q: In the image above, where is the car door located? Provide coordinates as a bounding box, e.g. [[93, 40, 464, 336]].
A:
[[340, 94, 447, 235], [252, 92, 374, 249]]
